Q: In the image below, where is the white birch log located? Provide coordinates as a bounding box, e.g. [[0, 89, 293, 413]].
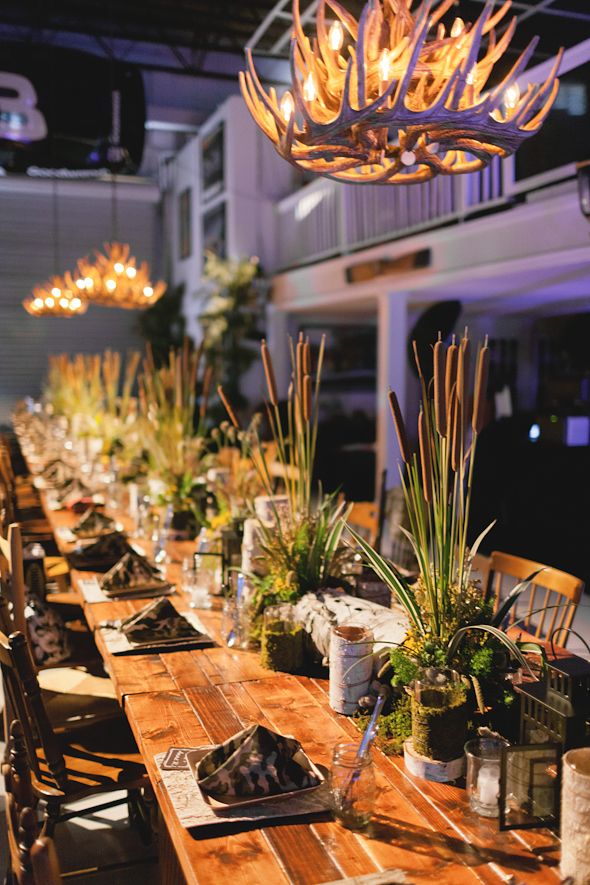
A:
[[561, 748, 590, 885]]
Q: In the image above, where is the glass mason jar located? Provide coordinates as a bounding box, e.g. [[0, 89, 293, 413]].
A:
[[330, 741, 376, 830], [465, 737, 509, 818]]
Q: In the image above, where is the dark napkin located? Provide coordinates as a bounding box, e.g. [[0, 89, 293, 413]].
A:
[[73, 507, 116, 539], [100, 551, 168, 597], [67, 531, 133, 572], [196, 725, 321, 799], [55, 479, 93, 508], [120, 597, 203, 645]]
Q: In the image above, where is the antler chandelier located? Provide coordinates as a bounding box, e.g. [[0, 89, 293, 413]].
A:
[[240, 0, 562, 184], [74, 242, 166, 310], [23, 274, 88, 318]]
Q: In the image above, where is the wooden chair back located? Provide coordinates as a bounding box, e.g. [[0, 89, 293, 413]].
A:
[[470, 552, 492, 593], [0, 630, 67, 789], [3, 722, 61, 885], [488, 550, 584, 647], [348, 501, 380, 546], [0, 522, 27, 635]]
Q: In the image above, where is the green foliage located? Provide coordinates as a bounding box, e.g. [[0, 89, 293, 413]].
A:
[[199, 252, 266, 409], [137, 284, 185, 364], [389, 648, 420, 688], [468, 645, 495, 679], [356, 695, 412, 756]]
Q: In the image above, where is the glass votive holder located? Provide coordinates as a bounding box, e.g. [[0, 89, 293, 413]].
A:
[[261, 604, 303, 673], [465, 737, 509, 818], [221, 598, 239, 647], [330, 741, 376, 830]]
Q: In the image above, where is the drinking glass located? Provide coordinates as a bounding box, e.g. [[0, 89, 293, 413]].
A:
[[183, 556, 212, 610], [465, 737, 509, 818], [330, 741, 376, 830]]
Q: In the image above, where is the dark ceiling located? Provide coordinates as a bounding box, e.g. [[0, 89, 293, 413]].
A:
[[0, 0, 587, 76]]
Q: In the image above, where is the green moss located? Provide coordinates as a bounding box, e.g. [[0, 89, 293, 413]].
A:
[[411, 694, 469, 761], [260, 619, 304, 673], [355, 695, 412, 756]]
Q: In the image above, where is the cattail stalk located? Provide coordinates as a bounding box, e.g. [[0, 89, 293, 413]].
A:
[[418, 409, 432, 503], [388, 390, 411, 464], [445, 338, 458, 412], [200, 364, 213, 420], [433, 338, 446, 436], [217, 385, 240, 429], [472, 339, 489, 435], [261, 339, 278, 407], [303, 374, 312, 423]]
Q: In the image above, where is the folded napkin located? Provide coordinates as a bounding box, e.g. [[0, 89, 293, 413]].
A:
[[41, 459, 73, 488], [120, 597, 202, 644], [100, 551, 167, 597], [196, 725, 321, 799], [68, 532, 133, 571], [73, 507, 115, 539], [56, 479, 93, 508]]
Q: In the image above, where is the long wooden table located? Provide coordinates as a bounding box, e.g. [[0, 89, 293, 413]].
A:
[[37, 491, 562, 885]]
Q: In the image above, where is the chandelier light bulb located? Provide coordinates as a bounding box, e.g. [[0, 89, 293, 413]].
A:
[[126, 266, 137, 279], [379, 49, 391, 84], [71, 297, 82, 310], [84, 277, 93, 288], [51, 286, 61, 298], [240, 0, 562, 185], [450, 17, 464, 38], [59, 297, 68, 308], [33, 297, 43, 309], [45, 297, 55, 307], [303, 72, 316, 103], [143, 286, 154, 297], [329, 20, 344, 52], [75, 278, 86, 289], [114, 262, 125, 274], [504, 82, 521, 111], [105, 279, 116, 292], [280, 91, 295, 122]]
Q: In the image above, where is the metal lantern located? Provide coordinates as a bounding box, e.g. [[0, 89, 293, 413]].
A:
[[519, 656, 590, 751]]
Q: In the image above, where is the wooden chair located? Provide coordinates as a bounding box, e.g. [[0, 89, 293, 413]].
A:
[[0, 526, 121, 733], [471, 552, 492, 592], [488, 550, 584, 648], [347, 470, 388, 553], [0, 630, 151, 839]]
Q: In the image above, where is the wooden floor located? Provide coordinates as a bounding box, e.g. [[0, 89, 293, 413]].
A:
[[6, 467, 563, 885]]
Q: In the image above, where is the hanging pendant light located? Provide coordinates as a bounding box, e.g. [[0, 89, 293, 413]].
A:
[[23, 179, 89, 318], [240, 0, 562, 185], [75, 241, 166, 310], [23, 272, 88, 317]]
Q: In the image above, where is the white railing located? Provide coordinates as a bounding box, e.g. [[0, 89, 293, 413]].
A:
[[272, 38, 590, 272]]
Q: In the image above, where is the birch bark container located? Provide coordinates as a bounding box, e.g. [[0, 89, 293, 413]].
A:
[[329, 625, 373, 715], [561, 747, 590, 885]]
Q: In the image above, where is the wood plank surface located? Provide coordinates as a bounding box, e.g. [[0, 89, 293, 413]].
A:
[[18, 469, 563, 885]]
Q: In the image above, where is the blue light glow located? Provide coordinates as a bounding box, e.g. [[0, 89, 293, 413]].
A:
[[528, 423, 541, 443]]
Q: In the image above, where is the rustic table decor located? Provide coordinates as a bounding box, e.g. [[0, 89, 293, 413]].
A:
[[241, 0, 562, 185], [349, 332, 542, 776], [560, 747, 590, 884]]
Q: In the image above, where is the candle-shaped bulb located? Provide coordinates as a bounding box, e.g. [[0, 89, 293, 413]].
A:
[[280, 90, 295, 122], [45, 297, 55, 307], [33, 297, 43, 309], [466, 67, 476, 86], [379, 49, 391, 83], [451, 17, 464, 37], [303, 72, 316, 102], [71, 297, 82, 310], [328, 20, 344, 51], [504, 82, 520, 110], [105, 279, 116, 292], [126, 266, 137, 279], [143, 286, 153, 297], [84, 277, 93, 288], [51, 286, 61, 298], [114, 262, 124, 274]]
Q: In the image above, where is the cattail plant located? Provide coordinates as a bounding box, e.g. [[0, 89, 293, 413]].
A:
[[219, 334, 351, 599], [349, 331, 539, 671], [138, 339, 210, 513]]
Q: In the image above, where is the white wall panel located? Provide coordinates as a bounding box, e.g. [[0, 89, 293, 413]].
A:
[[0, 177, 161, 422]]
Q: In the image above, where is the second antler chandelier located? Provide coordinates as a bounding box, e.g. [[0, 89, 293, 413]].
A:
[[240, 0, 562, 185]]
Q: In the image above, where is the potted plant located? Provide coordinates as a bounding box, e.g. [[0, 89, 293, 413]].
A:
[[138, 340, 212, 538], [218, 334, 353, 643], [349, 332, 539, 779]]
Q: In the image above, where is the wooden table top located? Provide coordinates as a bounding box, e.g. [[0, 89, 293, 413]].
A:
[[36, 488, 562, 885]]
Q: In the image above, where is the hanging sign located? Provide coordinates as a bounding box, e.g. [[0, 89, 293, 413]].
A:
[[0, 44, 145, 174]]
